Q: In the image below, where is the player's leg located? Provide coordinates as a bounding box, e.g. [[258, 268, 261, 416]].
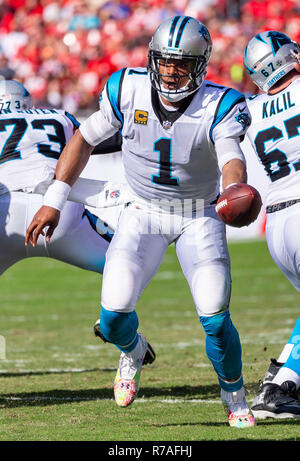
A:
[[1, 188, 123, 274], [273, 205, 300, 387], [176, 207, 255, 428], [1, 190, 115, 274], [22, 190, 121, 273], [99, 203, 168, 407], [267, 208, 300, 379], [251, 207, 300, 419], [0, 191, 65, 274], [43, 203, 115, 273], [0, 191, 29, 275], [251, 318, 300, 420], [272, 317, 300, 388]]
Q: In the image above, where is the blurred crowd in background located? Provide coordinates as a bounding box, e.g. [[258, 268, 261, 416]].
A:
[[0, 0, 300, 116]]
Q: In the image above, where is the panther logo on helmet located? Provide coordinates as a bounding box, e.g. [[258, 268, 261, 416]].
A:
[[267, 31, 291, 56], [199, 25, 210, 44], [244, 31, 300, 93]]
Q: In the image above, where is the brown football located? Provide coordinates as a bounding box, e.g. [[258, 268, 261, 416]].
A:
[[216, 183, 262, 228]]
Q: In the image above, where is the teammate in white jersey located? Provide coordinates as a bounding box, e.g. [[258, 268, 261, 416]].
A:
[[244, 31, 300, 419], [0, 79, 126, 280], [26, 16, 256, 428]]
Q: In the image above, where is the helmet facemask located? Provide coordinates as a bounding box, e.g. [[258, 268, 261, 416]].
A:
[[148, 50, 208, 102], [147, 16, 212, 103]]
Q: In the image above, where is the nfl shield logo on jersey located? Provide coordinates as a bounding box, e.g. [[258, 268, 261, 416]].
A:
[[110, 189, 120, 199], [162, 120, 172, 129]]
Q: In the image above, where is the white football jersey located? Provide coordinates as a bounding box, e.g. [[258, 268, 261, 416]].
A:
[[246, 78, 300, 206], [80, 67, 249, 204], [0, 108, 77, 193]]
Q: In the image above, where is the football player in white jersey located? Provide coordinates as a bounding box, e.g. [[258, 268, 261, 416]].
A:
[[0, 79, 156, 371], [0, 79, 128, 282], [26, 16, 256, 428], [244, 31, 300, 419]]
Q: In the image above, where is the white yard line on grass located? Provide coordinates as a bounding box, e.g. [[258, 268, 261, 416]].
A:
[[0, 395, 223, 404]]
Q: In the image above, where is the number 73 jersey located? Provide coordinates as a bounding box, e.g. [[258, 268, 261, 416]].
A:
[[245, 78, 300, 206], [0, 108, 77, 194], [80, 67, 249, 203]]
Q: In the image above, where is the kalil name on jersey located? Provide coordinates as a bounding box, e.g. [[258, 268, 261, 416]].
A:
[[262, 91, 295, 119]]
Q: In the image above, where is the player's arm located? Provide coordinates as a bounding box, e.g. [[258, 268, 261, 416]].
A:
[[55, 129, 94, 185], [25, 110, 120, 247], [221, 158, 247, 190], [25, 130, 95, 247], [215, 135, 247, 191], [65, 109, 122, 156], [211, 88, 251, 190]]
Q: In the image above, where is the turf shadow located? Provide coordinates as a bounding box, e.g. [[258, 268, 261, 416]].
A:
[[0, 367, 114, 378], [0, 382, 258, 408]]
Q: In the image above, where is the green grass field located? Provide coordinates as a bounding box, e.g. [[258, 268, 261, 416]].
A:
[[0, 238, 299, 441]]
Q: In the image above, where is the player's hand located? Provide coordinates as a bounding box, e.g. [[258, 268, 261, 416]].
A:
[[25, 206, 60, 247]]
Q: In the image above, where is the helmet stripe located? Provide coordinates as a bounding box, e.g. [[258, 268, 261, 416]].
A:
[[174, 16, 192, 48], [168, 16, 181, 47], [244, 61, 255, 75], [255, 33, 267, 44], [14, 80, 30, 97]]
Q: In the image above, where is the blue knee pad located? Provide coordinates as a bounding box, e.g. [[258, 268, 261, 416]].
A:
[[200, 311, 243, 391], [283, 317, 300, 377], [100, 306, 139, 352]]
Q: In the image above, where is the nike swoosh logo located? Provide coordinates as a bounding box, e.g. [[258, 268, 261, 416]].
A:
[[239, 106, 246, 112]]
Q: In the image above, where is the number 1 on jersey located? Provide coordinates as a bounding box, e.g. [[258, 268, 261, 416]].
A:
[[152, 138, 179, 186]]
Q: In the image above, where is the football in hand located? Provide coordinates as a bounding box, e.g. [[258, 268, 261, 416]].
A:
[[216, 183, 262, 228]]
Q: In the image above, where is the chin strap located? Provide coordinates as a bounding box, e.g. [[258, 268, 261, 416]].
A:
[[159, 83, 200, 102]]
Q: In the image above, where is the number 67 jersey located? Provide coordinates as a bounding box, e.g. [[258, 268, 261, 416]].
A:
[[245, 78, 300, 206], [0, 108, 77, 194], [80, 67, 249, 204]]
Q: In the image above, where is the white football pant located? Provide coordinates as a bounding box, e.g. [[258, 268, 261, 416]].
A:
[[101, 201, 231, 317], [0, 191, 114, 275], [266, 202, 300, 292]]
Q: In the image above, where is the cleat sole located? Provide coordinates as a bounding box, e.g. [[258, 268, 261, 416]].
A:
[[252, 409, 300, 420]]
